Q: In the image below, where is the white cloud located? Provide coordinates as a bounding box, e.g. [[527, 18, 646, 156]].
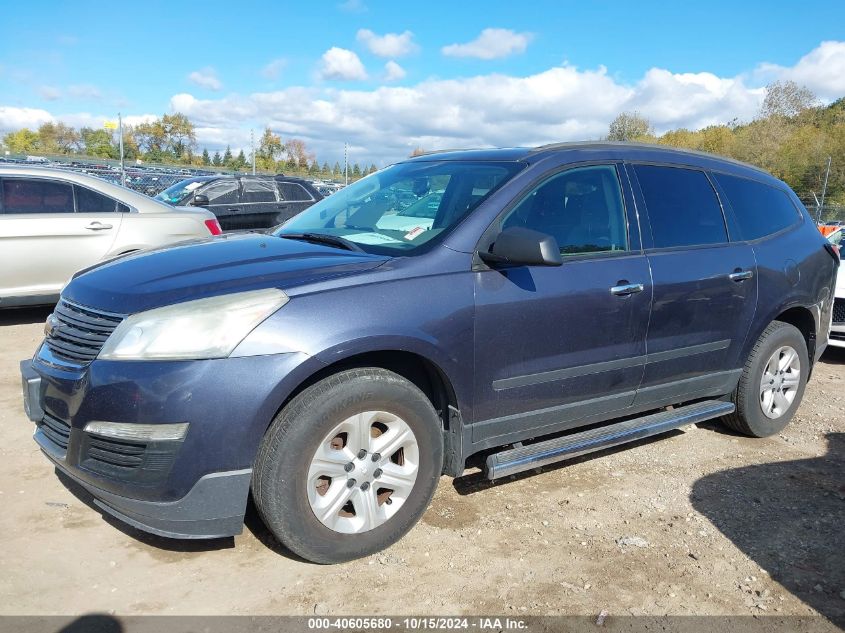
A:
[[261, 58, 287, 80], [319, 47, 368, 81], [442, 28, 533, 60], [0, 106, 53, 131], [67, 84, 102, 100], [3, 41, 842, 166], [384, 61, 406, 82], [356, 29, 418, 58], [188, 67, 223, 91], [756, 40, 845, 100], [338, 0, 367, 12], [38, 85, 62, 101]]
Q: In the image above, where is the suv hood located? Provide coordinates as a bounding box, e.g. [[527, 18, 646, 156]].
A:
[[63, 233, 390, 314]]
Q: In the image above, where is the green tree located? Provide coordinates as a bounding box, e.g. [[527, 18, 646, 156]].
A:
[[607, 111, 654, 141], [352, 163, 361, 178], [3, 128, 39, 153], [80, 127, 115, 158], [160, 112, 196, 159], [134, 120, 166, 156], [321, 161, 331, 178], [333, 162, 341, 178], [223, 145, 233, 167], [212, 150, 222, 166], [256, 127, 283, 171], [368, 163, 378, 175], [201, 148, 211, 165]]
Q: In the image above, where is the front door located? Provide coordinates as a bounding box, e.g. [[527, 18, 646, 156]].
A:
[[626, 163, 758, 407], [472, 164, 652, 447], [200, 179, 242, 231]]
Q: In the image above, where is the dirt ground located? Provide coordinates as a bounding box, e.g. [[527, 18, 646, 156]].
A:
[[1, 307, 842, 626]]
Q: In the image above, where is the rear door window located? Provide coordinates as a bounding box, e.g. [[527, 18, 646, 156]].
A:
[[633, 165, 727, 248], [713, 173, 801, 240], [241, 179, 278, 203], [202, 180, 239, 205], [75, 185, 117, 213], [1, 178, 74, 214]]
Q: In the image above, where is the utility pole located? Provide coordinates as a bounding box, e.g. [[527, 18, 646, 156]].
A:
[[118, 112, 125, 186], [251, 129, 256, 175], [344, 142, 349, 186], [820, 155, 832, 219]]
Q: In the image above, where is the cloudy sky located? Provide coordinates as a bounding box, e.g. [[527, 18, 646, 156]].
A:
[[1, 0, 844, 165]]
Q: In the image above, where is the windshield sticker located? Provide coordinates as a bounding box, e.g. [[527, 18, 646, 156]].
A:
[[404, 226, 426, 240], [184, 182, 203, 192], [345, 232, 404, 245]]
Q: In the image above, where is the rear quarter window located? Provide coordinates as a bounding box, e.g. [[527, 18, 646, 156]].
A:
[[713, 173, 801, 241], [277, 182, 314, 201]]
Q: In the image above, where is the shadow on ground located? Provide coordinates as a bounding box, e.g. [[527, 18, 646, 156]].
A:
[[691, 432, 845, 628], [0, 306, 52, 326]]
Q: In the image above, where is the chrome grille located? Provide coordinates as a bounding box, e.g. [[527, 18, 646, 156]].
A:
[[45, 300, 125, 363]]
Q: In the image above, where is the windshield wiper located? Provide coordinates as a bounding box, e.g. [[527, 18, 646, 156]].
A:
[[277, 232, 365, 252]]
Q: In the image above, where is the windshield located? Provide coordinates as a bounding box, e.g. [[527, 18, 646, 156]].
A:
[[274, 160, 523, 254], [153, 178, 209, 205]]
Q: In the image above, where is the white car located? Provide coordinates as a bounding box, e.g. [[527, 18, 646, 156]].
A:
[[827, 228, 845, 347], [0, 166, 221, 307]]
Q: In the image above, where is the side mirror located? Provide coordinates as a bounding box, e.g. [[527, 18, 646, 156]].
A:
[[191, 194, 210, 207], [479, 226, 562, 267]]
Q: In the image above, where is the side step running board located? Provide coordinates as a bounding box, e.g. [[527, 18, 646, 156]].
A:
[[484, 400, 734, 480]]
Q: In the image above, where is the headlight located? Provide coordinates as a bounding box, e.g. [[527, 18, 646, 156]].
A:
[[98, 288, 288, 361]]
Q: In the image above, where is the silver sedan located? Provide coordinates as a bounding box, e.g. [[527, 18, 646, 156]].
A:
[[0, 165, 221, 307]]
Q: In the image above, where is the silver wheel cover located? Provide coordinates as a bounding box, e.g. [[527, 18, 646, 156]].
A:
[[307, 411, 419, 534], [759, 345, 801, 420]]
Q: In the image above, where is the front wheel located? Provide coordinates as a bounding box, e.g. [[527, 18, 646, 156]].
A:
[[253, 368, 443, 563], [722, 321, 809, 437]]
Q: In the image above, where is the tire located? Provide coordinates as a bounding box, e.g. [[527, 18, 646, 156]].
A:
[[253, 368, 443, 564], [722, 321, 809, 437]]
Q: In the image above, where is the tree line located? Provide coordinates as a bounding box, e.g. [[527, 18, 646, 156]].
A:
[[606, 81, 845, 209], [1, 115, 378, 181]]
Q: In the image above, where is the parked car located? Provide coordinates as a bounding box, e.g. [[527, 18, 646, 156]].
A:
[[20, 142, 836, 563], [826, 228, 845, 348], [0, 166, 221, 307], [154, 174, 323, 231]]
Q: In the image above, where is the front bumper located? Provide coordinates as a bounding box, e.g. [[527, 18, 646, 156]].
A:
[[21, 346, 313, 539]]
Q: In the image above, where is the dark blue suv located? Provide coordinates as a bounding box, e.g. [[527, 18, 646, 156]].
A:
[[20, 142, 837, 563]]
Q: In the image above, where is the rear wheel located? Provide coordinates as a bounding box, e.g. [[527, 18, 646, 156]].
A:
[[722, 321, 809, 437], [253, 368, 443, 563]]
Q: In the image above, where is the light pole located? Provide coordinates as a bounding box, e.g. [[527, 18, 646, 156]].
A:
[[820, 156, 832, 220], [118, 113, 125, 186]]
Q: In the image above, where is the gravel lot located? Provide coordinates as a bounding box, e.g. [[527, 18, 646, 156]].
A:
[[1, 307, 842, 627]]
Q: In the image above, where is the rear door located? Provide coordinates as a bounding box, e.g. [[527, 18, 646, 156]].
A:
[[627, 163, 757, 407], [472, 163, 652, 446], [239, 178, 282, 229], [0, 177, 121, 301]]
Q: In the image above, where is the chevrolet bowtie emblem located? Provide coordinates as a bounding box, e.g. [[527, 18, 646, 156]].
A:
[[44, 314, 61, 338]]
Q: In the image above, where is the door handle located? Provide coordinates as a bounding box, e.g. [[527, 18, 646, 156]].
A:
[[85, 222, 113, 231], [728, 270, 754, 282], [610, 282, 645, 296]]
